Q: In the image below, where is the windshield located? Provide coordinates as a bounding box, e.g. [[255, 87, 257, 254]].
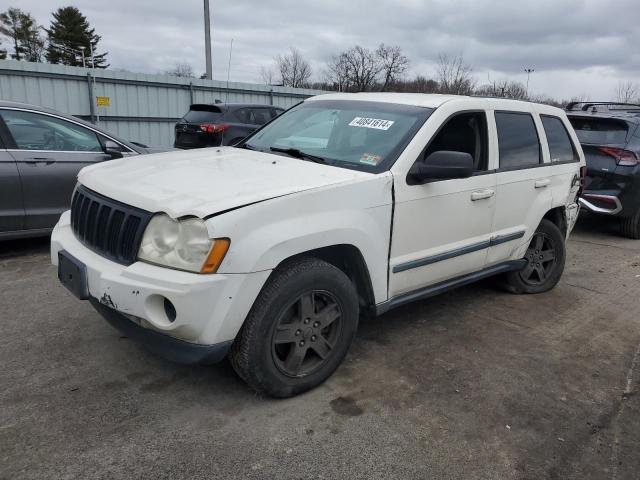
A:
[[243, 100, 432, 172]]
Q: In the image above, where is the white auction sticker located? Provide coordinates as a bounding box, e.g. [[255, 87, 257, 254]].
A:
[[348, 117, 395, 130]]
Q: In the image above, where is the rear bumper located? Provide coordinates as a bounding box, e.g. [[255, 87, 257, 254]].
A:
[[579, 194, 623, 215], [582, 168, 640, 217], [90, 299, 232, 364]]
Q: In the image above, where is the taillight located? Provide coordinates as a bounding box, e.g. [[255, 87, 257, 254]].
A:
[[578, 165, 587, 196], [598, 147, 639, 166], [200, 123, 230, 134]]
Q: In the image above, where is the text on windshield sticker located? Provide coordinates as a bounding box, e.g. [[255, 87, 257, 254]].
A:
[[348, 117, 395, 130]]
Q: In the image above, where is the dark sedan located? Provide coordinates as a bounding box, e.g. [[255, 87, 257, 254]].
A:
[[174, 103, 284, 149], [0, 101, 162, 241]]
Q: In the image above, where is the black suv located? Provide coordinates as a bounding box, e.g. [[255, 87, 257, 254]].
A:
[[174, 103, 284, 149], [567, 102, 640, 238]]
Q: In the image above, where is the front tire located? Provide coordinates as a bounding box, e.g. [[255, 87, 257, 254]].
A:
[[620, 209, 640, 239], [503, 219, 566, 294], [230, 257, 359, 398]]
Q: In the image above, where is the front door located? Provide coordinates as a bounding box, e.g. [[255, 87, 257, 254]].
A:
[[0, 140, 24, 233], [389, 110, 497, 298], [0, 109, 111, 230]]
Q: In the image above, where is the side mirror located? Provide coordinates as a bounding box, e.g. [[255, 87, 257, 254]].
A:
[[408, 150, 474, 184], [103, 140, 124, 159]]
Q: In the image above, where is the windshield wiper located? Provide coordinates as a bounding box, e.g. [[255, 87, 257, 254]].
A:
[[270, 147, 328, 164]]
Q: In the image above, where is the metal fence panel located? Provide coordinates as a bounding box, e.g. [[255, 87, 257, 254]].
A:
[[0, 60, 327, 148]]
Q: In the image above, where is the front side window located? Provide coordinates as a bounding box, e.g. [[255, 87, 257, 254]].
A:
[[1, 109, 102, 152], [422, 111, 489, 172], [541, 115, 577, 162], [244, 100, 432, 172], [495, 112, 541, 169]]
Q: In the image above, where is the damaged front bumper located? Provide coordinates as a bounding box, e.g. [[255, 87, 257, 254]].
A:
[[51, 211, 270, 363]]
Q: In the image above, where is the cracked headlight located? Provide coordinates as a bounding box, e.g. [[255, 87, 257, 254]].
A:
[[138, 214, 230, 273]]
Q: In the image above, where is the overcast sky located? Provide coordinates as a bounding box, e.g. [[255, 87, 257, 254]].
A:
[[14, 0, 640, 100]]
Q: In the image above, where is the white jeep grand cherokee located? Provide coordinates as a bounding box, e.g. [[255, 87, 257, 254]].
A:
[[51, 93, 584, 397]]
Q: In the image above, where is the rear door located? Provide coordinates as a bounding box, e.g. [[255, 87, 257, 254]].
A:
[[487, 111, 552, 266], [224, 107, 276, 145], [0, 124, 24, 233], [0, 108, 111, 230]]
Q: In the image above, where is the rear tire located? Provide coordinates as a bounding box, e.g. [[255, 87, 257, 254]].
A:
[[620, 209, 640, 239], [229, 257, 359, 398], [502, 219, 566, 294]]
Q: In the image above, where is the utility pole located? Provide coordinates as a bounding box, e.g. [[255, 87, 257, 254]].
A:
[[225, 38, 233, 102], [79, 46, 86, 68], [524, 68, 534, 97], [204, 0, 213, 80]]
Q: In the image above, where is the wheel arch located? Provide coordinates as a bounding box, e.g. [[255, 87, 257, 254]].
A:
[[542, 206, 568, 237], [271, 244, 376, 314]]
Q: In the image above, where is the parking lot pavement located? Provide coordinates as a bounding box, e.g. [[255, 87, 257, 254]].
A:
[[1, 215, 639, 480]]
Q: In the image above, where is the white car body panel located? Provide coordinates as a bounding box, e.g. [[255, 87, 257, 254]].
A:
[[78, 146, 373, 219], [51, 93, 585, 352]]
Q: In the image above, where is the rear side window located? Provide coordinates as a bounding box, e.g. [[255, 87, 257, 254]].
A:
[[249, 108, 273, 125], [184, 105, 223, 123], [495, 112, 541, 169], [568, 117, 629, 145], [541, 116, 577, 162]]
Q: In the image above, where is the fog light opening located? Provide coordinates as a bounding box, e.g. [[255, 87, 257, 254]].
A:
[[163, 298, 177, 323]]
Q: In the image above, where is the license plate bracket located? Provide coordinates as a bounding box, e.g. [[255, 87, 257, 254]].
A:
[[58, 251, 89, 300]]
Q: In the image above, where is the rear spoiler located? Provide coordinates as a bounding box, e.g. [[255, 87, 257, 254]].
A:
[[565, 101, 640, 113], [189, 103, 224, 112]]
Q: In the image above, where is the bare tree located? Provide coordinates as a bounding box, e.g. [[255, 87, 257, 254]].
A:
[[260, 65, 277, 85], [325, 52, 351, 91], [615, 81, 639, 103], [436, 53, 475, 95], [376, 44, 409, 91], [165, 63, 195, 78], [476, 80, 527, 100], [338, 45, 382, 92], [276, 47, 312, 88]]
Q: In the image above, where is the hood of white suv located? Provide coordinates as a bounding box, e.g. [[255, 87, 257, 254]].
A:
[[78, 147, 372, 218]]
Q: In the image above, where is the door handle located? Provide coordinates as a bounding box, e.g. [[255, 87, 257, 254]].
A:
[[535, 179, 551, 188], [25, 158, 56, 165], [471, 189, 495, 201]]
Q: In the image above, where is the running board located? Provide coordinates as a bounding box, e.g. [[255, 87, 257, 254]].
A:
[[375, 259, 527, 316]]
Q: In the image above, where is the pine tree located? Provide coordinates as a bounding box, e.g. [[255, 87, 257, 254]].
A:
[[45, 6, 108, 68], [18, 14, 44, 62], [0, 8, 33, 60]]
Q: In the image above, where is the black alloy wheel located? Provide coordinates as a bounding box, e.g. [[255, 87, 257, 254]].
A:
[[519, 232, 558, 286], [271, 290, 343, 377]]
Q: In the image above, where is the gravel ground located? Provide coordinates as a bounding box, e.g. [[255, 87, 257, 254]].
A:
[[1, 214, 639, 480]]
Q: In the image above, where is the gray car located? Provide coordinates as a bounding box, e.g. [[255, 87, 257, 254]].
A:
[[0, 101, 160, 241]]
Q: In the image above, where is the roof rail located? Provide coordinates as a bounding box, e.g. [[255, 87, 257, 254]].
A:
[[565, 101, 640, 112]]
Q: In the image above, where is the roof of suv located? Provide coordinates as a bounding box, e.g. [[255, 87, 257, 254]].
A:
[[565, 102, 640, 124], [307, 92, 566, 115]]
